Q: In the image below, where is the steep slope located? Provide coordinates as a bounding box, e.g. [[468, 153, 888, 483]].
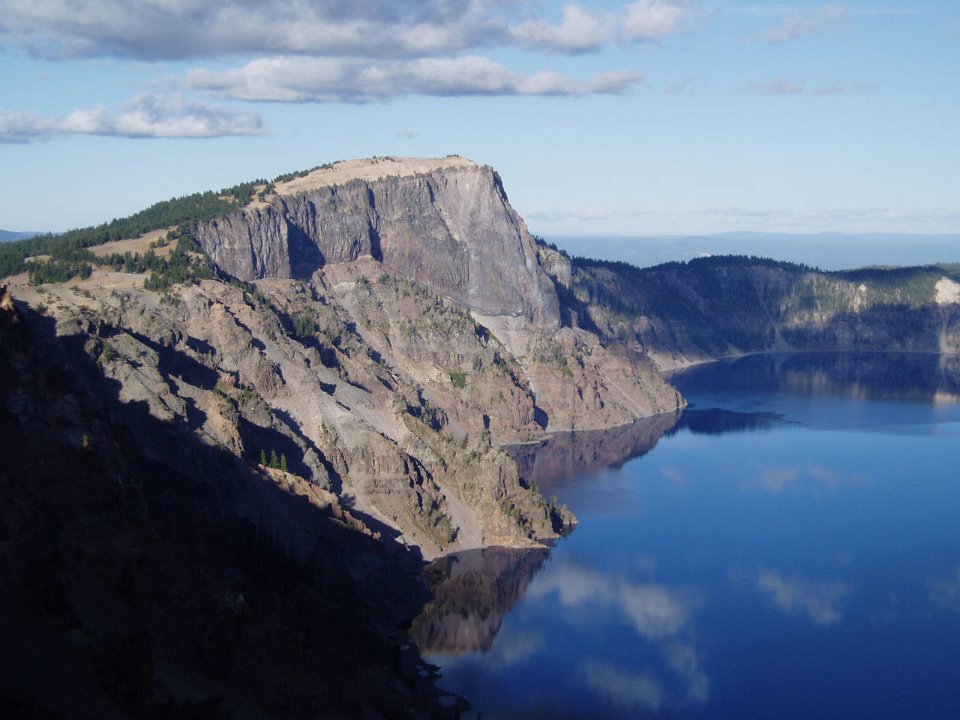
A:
[[0, 287, 453, 719], [565, 256, 960, 368], [192, 155, 681, 433], [4, 158, 685, 561], [10, 275, 569, 560], [1, 158, 685, 562]]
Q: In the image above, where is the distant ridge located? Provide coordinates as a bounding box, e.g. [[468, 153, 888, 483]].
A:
[[0, 229, 42, 242], [545, 232, 960, 272]]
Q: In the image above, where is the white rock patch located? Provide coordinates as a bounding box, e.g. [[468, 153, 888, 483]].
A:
[[935, 277, 960, 305]]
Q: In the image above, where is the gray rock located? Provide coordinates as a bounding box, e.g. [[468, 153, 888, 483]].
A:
[[198, 164, 561, 328]]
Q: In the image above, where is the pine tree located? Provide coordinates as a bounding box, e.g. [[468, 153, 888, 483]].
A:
[[260, 448, 267, 466], [270, 449, 279, 469], [280, 454, 288, 473]]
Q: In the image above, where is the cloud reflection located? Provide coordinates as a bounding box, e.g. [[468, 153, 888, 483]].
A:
[[663, 641, 710, 702], [929, 567, 960, 614], [618, 584, 690, 639], [490, 630, 545, 667], [528, 562, 692, 640], [754, 467, 800, 492], [745, 464, 867, 495], [757, 570, 851, 625], [530, 559, 710, 706], [583, 660, 664, 712]]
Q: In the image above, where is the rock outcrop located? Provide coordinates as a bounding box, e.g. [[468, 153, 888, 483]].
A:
[[5, 157, 682, 561], [198, 157, 561, 329]]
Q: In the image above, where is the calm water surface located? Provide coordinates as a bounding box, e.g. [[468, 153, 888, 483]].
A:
[[414, 353, 960, 719]]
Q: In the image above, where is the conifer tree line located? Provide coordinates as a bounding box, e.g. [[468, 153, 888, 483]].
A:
[[259, 448, 288, 473], [0, 179, 264, 279]]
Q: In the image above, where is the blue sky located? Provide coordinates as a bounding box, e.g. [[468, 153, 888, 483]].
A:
[[1, 1, 958, 236]]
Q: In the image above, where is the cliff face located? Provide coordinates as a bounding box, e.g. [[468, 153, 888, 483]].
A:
[[5, 158, 683, 563], [195, 157, 681, 437], [10, 277, 573, 561], [567, 257, 960, 368], [198, 158, 561, 329]]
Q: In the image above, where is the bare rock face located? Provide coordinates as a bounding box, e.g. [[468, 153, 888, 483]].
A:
[[7, 157, 686, 561], [13, 276, 572, 560], [198, 158, 561, 329]]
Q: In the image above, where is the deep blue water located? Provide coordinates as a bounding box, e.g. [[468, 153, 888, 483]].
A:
[[416, 353, 960, 719]]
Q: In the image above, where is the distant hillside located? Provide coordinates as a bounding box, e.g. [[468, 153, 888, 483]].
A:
[[0, 229, 42, 242], [563, 253, 960, 368], [547, 232, 960, 272], [0, 179, 266, 278]]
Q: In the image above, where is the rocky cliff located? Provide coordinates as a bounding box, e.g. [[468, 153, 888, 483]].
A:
[[198, 157, 561, 329], [0, 287, 454, 719], [195, 156, 681, 434], [565, 256, 960, 368], [5, 158, 683, 563]]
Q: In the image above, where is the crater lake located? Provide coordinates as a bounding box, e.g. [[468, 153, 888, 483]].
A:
[[413, 352, 960, 719]]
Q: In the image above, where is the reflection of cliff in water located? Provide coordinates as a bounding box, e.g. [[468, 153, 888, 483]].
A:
[[671, 352, 960, 404], [505, 411, 681, 496], [409, 547, 549, 655], [667, 407, 789, 436]]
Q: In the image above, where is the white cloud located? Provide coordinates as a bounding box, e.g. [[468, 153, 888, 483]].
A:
[[528, 205, 960, 236], [188, 56, 643, 102], [747, 79, 856, 96], [757, 569, 851, 625], [948, 18, 960, 41], [526, 206, 625, 223], [0, 93, 261, 143], [750, 79, 806, 95], [0, 0, 693, 61], [0, 0, 506, 60], [512, 1, 694, 52], [623, 0, 694, 40], [512, 4, 609, 53], [0, 109, 57, 143], [765, 4, 848, 44]]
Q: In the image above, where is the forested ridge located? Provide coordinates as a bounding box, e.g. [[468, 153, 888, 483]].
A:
[[0, 179, 264, 280]]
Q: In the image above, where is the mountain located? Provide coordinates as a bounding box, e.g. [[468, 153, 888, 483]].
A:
[[565, 255, 960, 368], [0, 156, 683, 718], [3, 156, 959, 718], [548, 232, 960, 272], [198, 157, 560, 328], [2, 157, 681, 561], [0, 229, 42, 242]]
